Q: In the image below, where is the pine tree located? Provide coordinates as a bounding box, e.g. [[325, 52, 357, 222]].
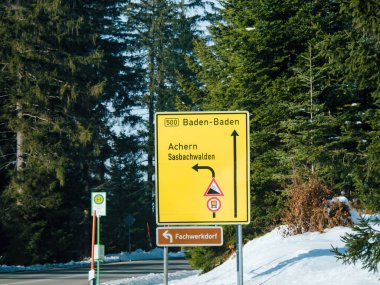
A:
[[99, 132, 149, 252], [187, 0, 345, 234], [327, 1, 380, 274], [182, 0, 377, 270], [83, 0, 148, 253], [339, 0, 380, 212], [0, 0, 119, 264], [122, 0, 217, 245], [332, 218, 380, 273]]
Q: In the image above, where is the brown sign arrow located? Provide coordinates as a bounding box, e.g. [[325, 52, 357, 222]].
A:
[[156, 227, 223, 247]]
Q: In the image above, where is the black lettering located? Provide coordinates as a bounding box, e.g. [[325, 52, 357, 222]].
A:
[[213, 118, 240, 125]]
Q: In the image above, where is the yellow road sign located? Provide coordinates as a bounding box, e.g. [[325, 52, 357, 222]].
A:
[[155, 111, 250, 224]]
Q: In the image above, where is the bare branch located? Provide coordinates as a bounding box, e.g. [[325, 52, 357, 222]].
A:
[[0, 152, 17, 158], [0, 161, 15, 171], [22, 113, 50, 122]]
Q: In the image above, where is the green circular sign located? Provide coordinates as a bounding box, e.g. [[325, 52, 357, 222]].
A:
[[94, 194, 104, 205]]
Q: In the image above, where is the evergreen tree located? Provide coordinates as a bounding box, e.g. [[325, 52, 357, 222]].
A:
[[276, 0, 379, 212], [328, 0, 380, 211], [182, 0, 378, 271], [100, 132, 148, 252], [122, 0, 217, 244], [332, 218, 380, 273], [186, 0, 343, 235], [326, 0, 380, 274], [0, 0, 127, 264], [86, 0, 147, 253], [186, 0, 378, 226]]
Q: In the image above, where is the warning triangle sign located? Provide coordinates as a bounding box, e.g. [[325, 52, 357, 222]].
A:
[[204, 178, 224, 196]]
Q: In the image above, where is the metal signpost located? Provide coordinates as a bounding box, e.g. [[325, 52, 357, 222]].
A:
[[155, 111, 250, 225], [91, 192, 106, 285], [124, 214, 135, 258], [155, 111, 250, 285]]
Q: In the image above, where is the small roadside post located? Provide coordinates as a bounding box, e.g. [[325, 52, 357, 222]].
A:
[[236, 225, 243, 285], [91, 192, 107, 285], [164, 246, 168, 285], [123, 214, 135, 259], [88, 211, 96, 285], [146, 222, 152, 248]]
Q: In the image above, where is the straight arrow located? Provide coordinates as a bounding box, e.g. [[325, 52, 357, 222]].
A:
[[192, 163, 215, 178], [231, 130, 239, 218]]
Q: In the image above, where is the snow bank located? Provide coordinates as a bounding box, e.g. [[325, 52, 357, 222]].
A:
[[105, 248, 184, 262], [0, 260, 90, 272], [103, 226, 380, 285], [104, 270, 200, 285], [0, 248, 184, 273]]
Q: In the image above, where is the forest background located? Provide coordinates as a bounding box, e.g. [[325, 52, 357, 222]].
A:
[[0, 0, 379, 270]]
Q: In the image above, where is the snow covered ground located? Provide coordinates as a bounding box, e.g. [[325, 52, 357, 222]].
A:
[[1, 226, 379, 284], [1, 205, 379, 284], [0, 248, 184, 272], [103, 226, 380, 285]]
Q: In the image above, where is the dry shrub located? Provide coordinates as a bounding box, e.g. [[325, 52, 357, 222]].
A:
[[326, 198, 352, 228], [282, 174, 351, 236]]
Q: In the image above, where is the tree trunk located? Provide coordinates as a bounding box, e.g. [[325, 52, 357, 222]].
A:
[[16, 102, 23, 172], [16, 101, 23, 196], [147, 4, 157, 216]]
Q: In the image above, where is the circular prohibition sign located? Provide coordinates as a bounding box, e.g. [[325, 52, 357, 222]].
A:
[[206, 197, 221, 212], [94, 194, 104, 205]]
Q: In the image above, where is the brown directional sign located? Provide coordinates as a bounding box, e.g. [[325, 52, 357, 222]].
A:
[[156, 226, 223, 247]]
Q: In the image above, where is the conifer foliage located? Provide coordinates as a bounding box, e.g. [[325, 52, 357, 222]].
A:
[[0, 0, 214, 264], [0, 0, 378, 273], [122, 0, 217, 243], [181, 0, 380, 273], [0, 0, 139, 264], [332, 218, 380, 273], [0, 0, 100, 264]]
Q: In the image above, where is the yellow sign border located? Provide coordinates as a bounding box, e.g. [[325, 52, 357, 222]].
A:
[[155, 111, 250, 225]]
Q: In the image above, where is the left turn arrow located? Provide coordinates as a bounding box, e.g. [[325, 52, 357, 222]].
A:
[[163, 230, 173, 243], [192, 163, 215, 178]]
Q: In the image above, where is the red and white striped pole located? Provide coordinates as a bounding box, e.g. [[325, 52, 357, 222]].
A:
[[89, 210, 96, 284]]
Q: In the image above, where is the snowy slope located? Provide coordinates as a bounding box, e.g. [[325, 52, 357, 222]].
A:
[[1, 224, 378, 284], [104, 226, 380, 285]]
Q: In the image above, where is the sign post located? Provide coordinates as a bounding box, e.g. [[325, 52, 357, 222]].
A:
[[88, 211, 96, 285], [236, 225, 243, 285], [164, 246, 168, 285], [124, 214, 135, 258], [91, 192, 106, 285], [96, 217, 101, 285], [155, 111, 250, 285]]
